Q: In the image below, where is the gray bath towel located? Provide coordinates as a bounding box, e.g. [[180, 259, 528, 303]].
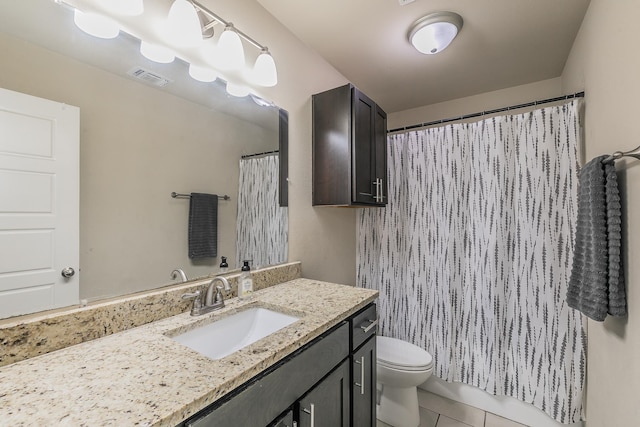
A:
[[567, 155, 626, 321], [188, 193, 218, 259]]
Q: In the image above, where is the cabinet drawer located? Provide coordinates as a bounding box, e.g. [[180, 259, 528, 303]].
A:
[[351, 304, 377, 351]]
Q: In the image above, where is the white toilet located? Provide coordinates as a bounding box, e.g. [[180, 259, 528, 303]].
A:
[[376, 336, 433, 427]]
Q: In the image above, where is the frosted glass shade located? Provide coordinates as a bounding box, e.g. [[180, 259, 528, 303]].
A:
[[140, 41, 175, 63], [408, 12, 463, 55], [73, 9, 119, 39], [189, 64, 218, 82], [252, 49, 278, 87], [217, 25, 245, 71], [165, 0, 202, 47]]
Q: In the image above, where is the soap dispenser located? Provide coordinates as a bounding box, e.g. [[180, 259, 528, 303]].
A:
[[219, 256, 228, 273], [238, 260, 253, 300]]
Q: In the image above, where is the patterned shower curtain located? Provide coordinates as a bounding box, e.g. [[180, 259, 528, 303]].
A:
[[236, 154, 288, 269], [357, 100, 586, 423]]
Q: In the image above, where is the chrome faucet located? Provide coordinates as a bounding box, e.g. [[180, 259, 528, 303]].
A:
[[170, 268, 188, 283], [182, 276, 232, 316]]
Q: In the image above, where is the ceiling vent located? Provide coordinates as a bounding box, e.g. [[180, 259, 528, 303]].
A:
[[127, 67, 171, 87]]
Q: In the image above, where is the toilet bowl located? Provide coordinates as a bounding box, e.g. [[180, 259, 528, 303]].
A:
[[376, 336, 433, 427]]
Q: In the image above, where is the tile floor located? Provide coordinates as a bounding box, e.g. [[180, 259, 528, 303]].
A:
[[376, 390, 528, 427]]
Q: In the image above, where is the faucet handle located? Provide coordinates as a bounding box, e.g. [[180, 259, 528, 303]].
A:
[[181, 290, 202, 313], [214, 286, 225, 304]]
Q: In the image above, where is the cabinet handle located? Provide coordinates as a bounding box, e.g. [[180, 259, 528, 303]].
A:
[[379, 178, 385, 201], [302, 403, 315, 427], [360, 319, 378, 333], [354, 356, 366, 395]]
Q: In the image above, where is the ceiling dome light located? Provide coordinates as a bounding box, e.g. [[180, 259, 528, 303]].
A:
[[165, 0, 202, 47], [140, 41, 175, 63], [252, 47, 278, 87], [408, 11, 463, 55], [217, 23, 245, 71], [188, 64, 218, 82], [100, 0, 144, 16], [73, 9, 120, 39]]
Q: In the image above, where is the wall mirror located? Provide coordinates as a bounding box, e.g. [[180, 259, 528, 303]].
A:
[[0, 0, 288, 309]]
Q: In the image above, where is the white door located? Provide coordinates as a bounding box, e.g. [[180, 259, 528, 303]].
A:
[[0, 87, 79, 319]]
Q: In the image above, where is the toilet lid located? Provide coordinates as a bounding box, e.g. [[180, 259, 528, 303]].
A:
[[377, 336, 433, 370]]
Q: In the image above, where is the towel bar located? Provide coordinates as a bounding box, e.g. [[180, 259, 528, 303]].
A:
[[171, 192, 230, 200]]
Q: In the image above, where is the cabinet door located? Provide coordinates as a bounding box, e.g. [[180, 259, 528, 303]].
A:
[[298, 360, 350, 427], [352, 336, 377, 427], [373, 106, 387, 205], [270, 409, 294, 427], [352, 88, 377, 205]]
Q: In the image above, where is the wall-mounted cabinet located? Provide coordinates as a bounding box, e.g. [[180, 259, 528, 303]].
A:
[[313, 84, 387, 207]]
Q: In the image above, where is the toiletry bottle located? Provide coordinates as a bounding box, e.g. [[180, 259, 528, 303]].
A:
[[219, 256, 228, 273], [238, 260, 253, 300]]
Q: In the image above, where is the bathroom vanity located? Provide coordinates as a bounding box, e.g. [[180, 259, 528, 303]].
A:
[[0, 278, 378, 426], [182, 302, 378, 426]]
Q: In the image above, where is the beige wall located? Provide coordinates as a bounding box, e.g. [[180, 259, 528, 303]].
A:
[[562, 0, 640, 424], [388, 77, 563, 130]]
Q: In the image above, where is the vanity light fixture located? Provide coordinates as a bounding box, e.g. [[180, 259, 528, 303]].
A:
[[216, 24, 245, 71], [67, 0, 278, 95], [252, 48, 278, 87], [408, 11, 463, 55], [165, 0, 203, 47], [73, 9, 119, 39]]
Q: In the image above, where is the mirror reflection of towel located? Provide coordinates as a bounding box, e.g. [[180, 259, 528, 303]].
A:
[[188, 193, 218, 259]]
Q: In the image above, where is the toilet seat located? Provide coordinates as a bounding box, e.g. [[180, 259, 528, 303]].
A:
[[377, 336, 433, 371]]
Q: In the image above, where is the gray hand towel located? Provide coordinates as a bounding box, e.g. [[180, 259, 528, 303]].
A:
[[567, 155, 626, 321], [188, 193, 218, 259]]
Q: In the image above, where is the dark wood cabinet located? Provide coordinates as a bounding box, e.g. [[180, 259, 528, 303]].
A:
[[313, 84, 387, 206], [352, 337, 376, 426], [297, 360, 350, 427], [350, 303, 377, 427]]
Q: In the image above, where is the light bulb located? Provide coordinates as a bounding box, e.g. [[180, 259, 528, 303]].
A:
[[252, 48, 277, 87], [189, 64, 218, 82], [140, 41, 175, 63], [74, 9, 119, 39], [217, 24, 245, 71], [165, 0, 202, 47]]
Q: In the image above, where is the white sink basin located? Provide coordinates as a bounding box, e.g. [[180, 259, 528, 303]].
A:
[[171, 307, 299, 360]]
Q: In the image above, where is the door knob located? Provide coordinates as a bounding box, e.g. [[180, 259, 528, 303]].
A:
[[61, 267, 75, 278]]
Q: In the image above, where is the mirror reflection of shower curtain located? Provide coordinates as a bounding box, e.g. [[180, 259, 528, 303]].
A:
[[236, 154, 288, 269]]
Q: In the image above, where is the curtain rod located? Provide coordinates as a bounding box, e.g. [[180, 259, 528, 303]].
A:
[[388, 91, 585, 134], [241, 149, 279, 159]]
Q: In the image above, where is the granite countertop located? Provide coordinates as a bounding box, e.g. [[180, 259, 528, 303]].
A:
[[0, 278, 378, 426]]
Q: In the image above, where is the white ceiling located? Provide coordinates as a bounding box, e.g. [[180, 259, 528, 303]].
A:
[[257, 0, 591, 113]]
